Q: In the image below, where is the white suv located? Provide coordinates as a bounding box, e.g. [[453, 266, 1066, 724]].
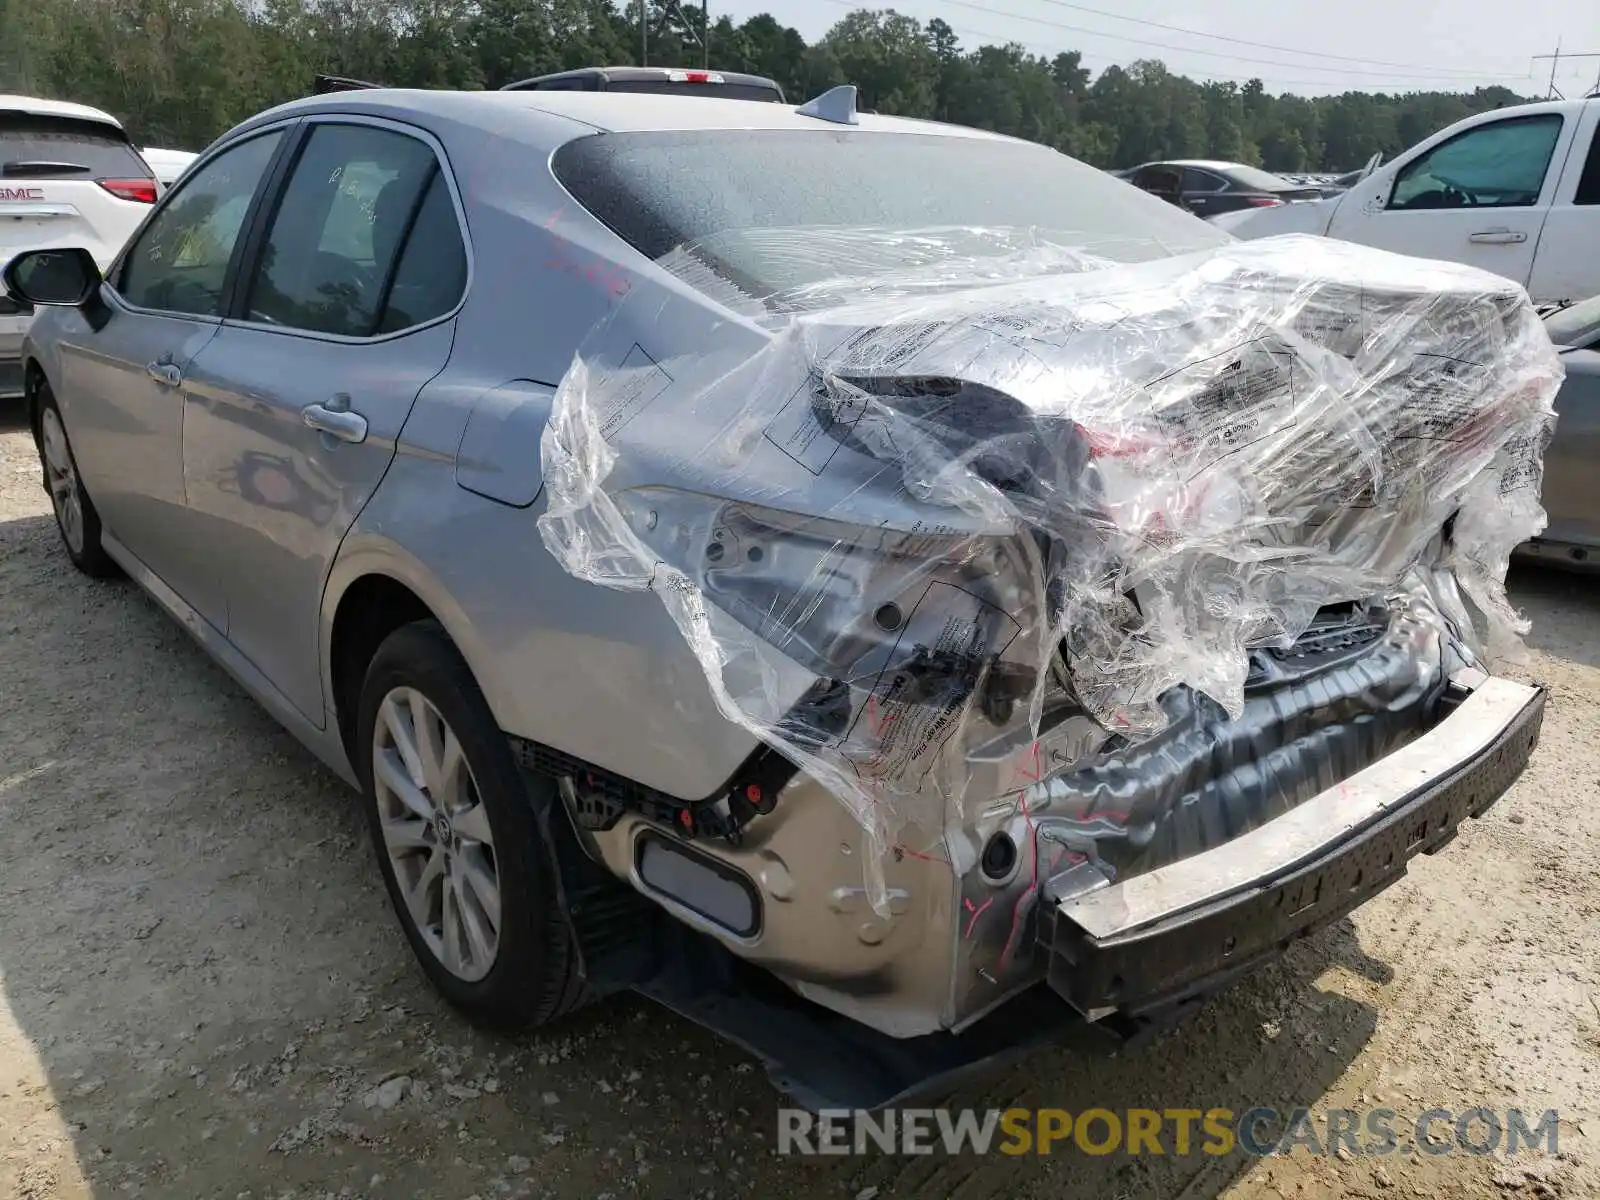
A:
[[1, 95, 157, 398]]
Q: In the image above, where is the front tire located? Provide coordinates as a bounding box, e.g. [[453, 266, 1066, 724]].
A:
[[356, 619, 585, 1029], [35, 383, 118, 578]]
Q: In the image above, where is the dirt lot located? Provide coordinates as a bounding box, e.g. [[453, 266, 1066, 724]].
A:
[[1, 411, 1597, 1200]]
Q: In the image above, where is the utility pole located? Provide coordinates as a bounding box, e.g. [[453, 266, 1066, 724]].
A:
[[1532, 47, 1600, 99], [639, 0, 648, 66], [703, 0, 710, 68], [1546, 39, 1560, 99]]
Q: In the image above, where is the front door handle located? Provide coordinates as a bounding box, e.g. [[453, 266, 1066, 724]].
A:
[[302, 401, 368, 444], [146, 361, 182, 387], [1468, 229, 1528, 244]]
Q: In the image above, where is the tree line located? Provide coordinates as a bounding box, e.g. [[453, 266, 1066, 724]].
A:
[[0, 0, 1535, 171]]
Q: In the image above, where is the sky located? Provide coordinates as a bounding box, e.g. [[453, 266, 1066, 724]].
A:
[[701, 0, 1600, 98]]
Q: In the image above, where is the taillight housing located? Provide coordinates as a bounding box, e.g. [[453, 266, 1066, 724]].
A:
[[1247, 195, 1286, 208], [98, 178, 157, 204]]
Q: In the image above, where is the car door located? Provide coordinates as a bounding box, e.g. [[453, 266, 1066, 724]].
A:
[[54, 128, 287, 626], [1525, 107, 1600, 306], [1327, 112, 1569, 286], [180, 118, 468, 726]]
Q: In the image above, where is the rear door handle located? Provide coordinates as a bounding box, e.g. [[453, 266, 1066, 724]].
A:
[[146, 361, 182, 387], [1468, 229, 1527, 244], [302, 401, 368, 444]]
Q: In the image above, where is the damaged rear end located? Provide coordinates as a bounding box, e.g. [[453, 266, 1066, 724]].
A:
[[535, 216, 1559, 1107]]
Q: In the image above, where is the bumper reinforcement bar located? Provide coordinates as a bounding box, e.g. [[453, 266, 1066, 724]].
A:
[[1040, 675, 1546, 1020]]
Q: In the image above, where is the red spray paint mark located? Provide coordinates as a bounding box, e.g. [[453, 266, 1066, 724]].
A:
[[962, 896, 994, 939]]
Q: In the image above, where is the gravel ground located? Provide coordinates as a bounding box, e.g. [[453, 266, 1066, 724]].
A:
[[2, 411, 1597, 1200]]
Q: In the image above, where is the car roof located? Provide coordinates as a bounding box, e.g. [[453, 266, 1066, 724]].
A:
[[0, 94, 124, 128], [236, 88, 1017, 144]]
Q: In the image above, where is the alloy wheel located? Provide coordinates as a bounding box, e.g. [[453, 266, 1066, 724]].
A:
[[372, 686, 502, 982], [40, 408, 84, 555]]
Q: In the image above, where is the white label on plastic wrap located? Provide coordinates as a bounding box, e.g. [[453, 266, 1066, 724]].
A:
[[1391, 354, 1487, 442], [595, 343, 674, 438], [1147, 338, 1299, 474], [764, 373, 865, 475], [842, 581, 1022, 789], [1497, 431, 1543, 497]]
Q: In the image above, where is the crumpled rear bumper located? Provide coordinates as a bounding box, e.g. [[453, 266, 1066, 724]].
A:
[[1038, 673, 1545, 1021]]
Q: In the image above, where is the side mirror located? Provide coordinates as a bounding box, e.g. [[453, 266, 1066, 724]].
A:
[[2, 247, 102, 307]]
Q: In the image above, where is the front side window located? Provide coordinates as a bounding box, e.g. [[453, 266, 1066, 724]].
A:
[[116, 131, 282, 316], [1390, 114, 1563, 210], [244, 124, 439, 336]]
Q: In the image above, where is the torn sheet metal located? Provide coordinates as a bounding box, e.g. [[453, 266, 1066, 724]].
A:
[[537, 230, 1562, 893]]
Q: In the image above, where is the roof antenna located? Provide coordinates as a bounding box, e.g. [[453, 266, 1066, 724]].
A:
[[796, 84, 859, 126]]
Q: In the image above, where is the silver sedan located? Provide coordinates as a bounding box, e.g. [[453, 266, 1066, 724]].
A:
[[1520, 296, 1600, 571], [3, 87, 1550, 1111]]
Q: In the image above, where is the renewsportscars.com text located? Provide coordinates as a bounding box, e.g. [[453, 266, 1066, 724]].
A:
[[778, 1106, 1561, 1158]]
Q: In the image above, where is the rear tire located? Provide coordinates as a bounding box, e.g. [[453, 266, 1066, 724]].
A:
[[35, 382, 118, 578], [356, 619, 586, 1029]]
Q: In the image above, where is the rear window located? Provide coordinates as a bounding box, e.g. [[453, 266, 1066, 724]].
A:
[[552, 129, 1227, 303], [1222, 164, 1298, 191], [0, 112, 152, 181]]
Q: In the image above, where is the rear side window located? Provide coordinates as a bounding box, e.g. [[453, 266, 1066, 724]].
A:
[[552, 130, 1226, 306], [1575, 123, 1600, 206], [0, 112, 152, 181], [244, 123, 439, 337], [376, 170, 468, 333], [1182, 168, 1227, 192]]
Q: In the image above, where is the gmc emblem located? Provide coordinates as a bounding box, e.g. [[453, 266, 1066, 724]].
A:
[[0, 186, 46, 201]]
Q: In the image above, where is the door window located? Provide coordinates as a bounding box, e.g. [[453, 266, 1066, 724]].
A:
[[116, 131, 283, 316], [243, 124, 440, 337], [1389, 114, 1563, 211]]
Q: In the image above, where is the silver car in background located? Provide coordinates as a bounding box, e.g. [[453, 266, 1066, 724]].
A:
[[1520, 296, 1600, 570], [5, 89, 1547, 1110]]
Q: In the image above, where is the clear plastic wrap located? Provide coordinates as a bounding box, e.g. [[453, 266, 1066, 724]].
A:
[[537, 230, 1562, 897]]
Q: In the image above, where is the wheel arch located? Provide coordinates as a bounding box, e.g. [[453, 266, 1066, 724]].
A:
[[323, 538, 506, 773], [23, 357, 49, 444]]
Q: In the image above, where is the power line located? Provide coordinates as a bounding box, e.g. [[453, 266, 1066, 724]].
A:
[[1028, 0, 1531, 76], [813, 0, 1537, 90], [933, 0, 1534, 83]]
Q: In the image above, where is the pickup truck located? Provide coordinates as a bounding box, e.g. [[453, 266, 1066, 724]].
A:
[[1213, 96, 1600, 306]]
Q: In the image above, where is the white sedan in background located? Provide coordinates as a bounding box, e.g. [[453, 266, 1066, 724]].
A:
[[140, 146, 198, 188]]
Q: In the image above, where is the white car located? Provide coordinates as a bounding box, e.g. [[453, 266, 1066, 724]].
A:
[[1, 95, 157, 398], [140, 147, 198, 188], [1212, 96, 1600, 305]]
